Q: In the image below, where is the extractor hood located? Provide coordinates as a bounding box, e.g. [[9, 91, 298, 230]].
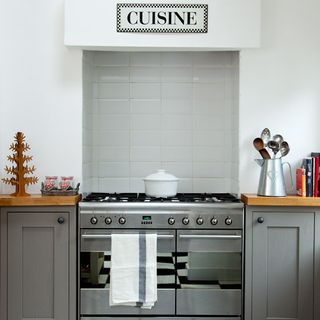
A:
[[65, 0, 261, 51]]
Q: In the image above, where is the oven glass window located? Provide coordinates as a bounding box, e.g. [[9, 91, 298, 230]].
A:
[[177, 252, 242, 289], [80, 251, 177, 289]]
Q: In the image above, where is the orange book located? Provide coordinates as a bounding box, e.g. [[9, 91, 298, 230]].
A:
[[296, 168, 306, 197]]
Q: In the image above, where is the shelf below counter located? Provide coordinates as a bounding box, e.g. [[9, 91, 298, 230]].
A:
[[241, 193, 320, 207], [0, 194, 81, 206]]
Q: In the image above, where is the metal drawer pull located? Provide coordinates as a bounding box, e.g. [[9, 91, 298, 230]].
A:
[[179, 234, 241, 240], [82, 234, 174, 239]]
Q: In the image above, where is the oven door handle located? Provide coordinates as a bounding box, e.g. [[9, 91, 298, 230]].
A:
[[81, 234, 174, 239], [179, 234, 241, 240]]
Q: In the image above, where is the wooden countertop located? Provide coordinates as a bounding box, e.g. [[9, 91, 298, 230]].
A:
[[0, 194, 81, 206], [241, 193, 320, 206]]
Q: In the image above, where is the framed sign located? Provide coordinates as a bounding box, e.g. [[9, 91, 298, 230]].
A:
[[117, 3, 208, 33]]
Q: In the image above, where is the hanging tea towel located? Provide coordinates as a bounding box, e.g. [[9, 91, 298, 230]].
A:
[[109, 233, 157, 309]]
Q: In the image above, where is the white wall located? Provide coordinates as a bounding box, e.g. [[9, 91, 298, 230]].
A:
[[239, 0, 320, 193], [1, 0, 320, 194], [0, 0, 82, 194]]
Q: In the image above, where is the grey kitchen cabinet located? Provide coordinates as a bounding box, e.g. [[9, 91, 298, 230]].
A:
[[244, 206, 320, 320], [0, 205, 77, 320]]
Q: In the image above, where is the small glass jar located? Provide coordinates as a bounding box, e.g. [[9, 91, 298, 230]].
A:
[[44, 176, 58, 191], [59, 176, 74, 191]]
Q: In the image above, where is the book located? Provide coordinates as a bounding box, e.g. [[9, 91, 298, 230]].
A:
[[304, 158, 313, 197], [311, 152, 320, 197], [296, 168, 306, 197]]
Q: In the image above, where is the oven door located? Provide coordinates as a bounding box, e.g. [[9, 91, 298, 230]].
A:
[[80, 229, 175, 316], [176, 230, 242, 316]]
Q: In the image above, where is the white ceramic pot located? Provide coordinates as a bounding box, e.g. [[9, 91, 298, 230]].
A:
[[143, 169, 179, 198]]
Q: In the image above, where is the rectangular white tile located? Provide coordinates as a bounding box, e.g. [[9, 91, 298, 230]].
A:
[[99, 178, 130, 192], [131, 147, 161, 161], [99, 147, 130, 161], [193, 115, 225, 131], [193, 162, 225, 178], [193, 178, 227, 193], [130, 83, 161, 99], [177, 179, 193, 193], [162, 99, 193, 114], [161, 52, 193, 66], [95, 130, 130, 147], [161, 67, 193, 82], [130, 52, 161, 66], [162, 115, 192, 131], [192, 52, 231, 66], [162, 131, 192, 146], [98, 99, 130, 114], [194, 83, 225, 101], [162, 83, 193, 99], [98, 114, 130, 131], [193, 131, 225, 146], [131, 131, 161, 146], [130, 162, 161, 177], [93, 52, 129, 66], [131, 99, 161, 114], [129, 178, 145, 192], [193, 146, 225, 162], [96, 66, 129, 82], [98, 162, 130, 177], [98, 83, 130, 99], [193, 100, 225, 115], [193, 67, 226, 83], [162, 162, 192, 178], [131, 115, 161, 131], [161, 147, 192, 162], [130, 66, 161, 82]]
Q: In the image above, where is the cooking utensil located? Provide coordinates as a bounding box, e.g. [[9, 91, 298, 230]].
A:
[[267, 140, 280, 158], [272, 134, 284, 145], [143, 169, 179, 198], [260, 128, 271, 146], [253, 138, 271, 159], [279, 141, 290, 158]]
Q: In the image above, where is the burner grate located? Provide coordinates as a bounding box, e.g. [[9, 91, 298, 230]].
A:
[[82, 192, 239, 203]]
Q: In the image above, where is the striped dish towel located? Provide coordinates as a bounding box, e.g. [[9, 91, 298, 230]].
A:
[[109, 233, 157, 309]]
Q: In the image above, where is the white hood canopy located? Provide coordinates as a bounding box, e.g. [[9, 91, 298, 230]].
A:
[[65, 0, 261, 51]]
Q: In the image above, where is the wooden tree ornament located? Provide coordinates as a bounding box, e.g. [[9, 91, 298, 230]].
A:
[[2, 132, 38, 196]]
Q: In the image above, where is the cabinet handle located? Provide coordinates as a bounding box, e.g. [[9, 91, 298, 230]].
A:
[[257, 217, 264, 224], [57, 217, 65, 224]]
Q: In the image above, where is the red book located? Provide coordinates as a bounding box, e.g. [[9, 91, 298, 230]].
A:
[[314, 157, 319, 197]]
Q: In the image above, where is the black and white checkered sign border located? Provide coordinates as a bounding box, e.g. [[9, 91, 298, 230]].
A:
[[116, 3, 208, 33]]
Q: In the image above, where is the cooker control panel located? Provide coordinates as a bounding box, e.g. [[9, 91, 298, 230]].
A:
[[80, 208, 243, 229]]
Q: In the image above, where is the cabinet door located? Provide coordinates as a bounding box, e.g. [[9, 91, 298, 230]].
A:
[[252, 211, 314, 320], [7, 210, 69, 320]]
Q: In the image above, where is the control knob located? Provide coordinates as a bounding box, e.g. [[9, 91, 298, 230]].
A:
[[90, 217, 98, 225], [196, 217, 204, 225], [168, 217, 175, 225], [105, 217, 112, 225], [225, 217, 232, 225], [119, 217, 126, 225], [182, 217, 189, 225], [211, 217, 218, 225]]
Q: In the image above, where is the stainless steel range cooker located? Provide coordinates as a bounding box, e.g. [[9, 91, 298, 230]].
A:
[[79, 193, 244, 320]]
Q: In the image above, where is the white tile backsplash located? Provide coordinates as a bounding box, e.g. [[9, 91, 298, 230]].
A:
[[83, 51, 239, 193], [130, 83, 161, 99]]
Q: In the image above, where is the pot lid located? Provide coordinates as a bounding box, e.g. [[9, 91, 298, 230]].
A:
[[144, 169, 178, 182]]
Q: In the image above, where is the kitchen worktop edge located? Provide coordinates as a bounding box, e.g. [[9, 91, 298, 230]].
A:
[[241, 193, 320, 206], [0, 194, 81, 206]]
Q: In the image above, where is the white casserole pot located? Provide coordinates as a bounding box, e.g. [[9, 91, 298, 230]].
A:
[[143, 170, 179, 198]]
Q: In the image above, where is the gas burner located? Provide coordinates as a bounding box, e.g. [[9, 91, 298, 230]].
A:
[[82, 192, 239, 203]]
